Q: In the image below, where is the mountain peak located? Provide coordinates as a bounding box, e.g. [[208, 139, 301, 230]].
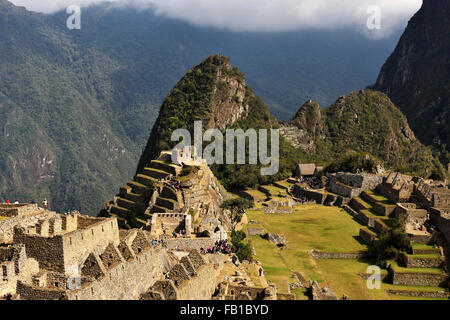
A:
[[374, 0, 450, 164], [136, 55, 270, 173], [290, 99, 322, 140]]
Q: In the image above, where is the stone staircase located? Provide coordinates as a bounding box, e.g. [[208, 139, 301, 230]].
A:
[[104, 159, 182, 228], [347, 191, 396, 241]]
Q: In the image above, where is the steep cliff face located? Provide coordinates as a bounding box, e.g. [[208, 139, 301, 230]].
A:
[[290, 100, 323, 141], [374, 0, 450, 164], [287, 90, 443, 178], [136, 55, 276, 173]]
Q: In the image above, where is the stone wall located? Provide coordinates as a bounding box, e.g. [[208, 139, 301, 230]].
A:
[[328, 181, 360, 198], [143, 250, 221, 300], [18, 246, 171, 300], [355, 211, 376, 228], [291, 185, 326, 204], [13, 215, 120, 274], [0, 204, 40, 218], [396, 203, 428, 231], [372, 202, 396, 217], [327, 172, 382, 198], [391, 269, 447, 287], [181, 164, 231, 231], [247, 228, 265, 236], [0, 244, 39, 298], [165, 238, 216, 251], [219, 284, 277, 300], [386, 289, 449, 299], [0, 211, 57, 244], [436, 212, 450, 245], [374, 219, 389, 233], [175, 263, 219, 300], [310, 250, 366, 259], [359, 228, 377, 245], [398, 253, 443, 268], [151, 213, 188, 236]]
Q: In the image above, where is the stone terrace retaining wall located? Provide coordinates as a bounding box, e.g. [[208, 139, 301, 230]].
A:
[[247, 228, 265, 236], [310, 250, 366, 259], [391, 269, 448, 287], [373, 202, 396, 217], [291, 185, 326, 204], [386, 289, 449, 299], [359, 228, 377, 245], [165, 238, 215, 251], [399, 253, 443, 268]]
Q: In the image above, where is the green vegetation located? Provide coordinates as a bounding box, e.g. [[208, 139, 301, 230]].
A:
[[245, 203, 447, 299], [231, 230, 253, 262], [245, 204, 367, 296], [368, 217, 410, 261], [293, 90, 446, 179], [325, 152, 378, 174], [221, 198, 254, 224]]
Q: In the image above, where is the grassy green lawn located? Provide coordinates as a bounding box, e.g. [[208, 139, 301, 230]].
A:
[[260, 185, 287, 196], [365, 190, 390, 203], [245, 189, 267, 201], [390, 261, 446, 274], [245, 204, 448, 300], [246, 204, 371, 298]]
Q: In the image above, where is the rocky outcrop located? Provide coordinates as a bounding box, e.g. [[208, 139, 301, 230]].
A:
[[374, 0, 450, 164], [261, 233, 286, 247], [136, 55, 275, 173]]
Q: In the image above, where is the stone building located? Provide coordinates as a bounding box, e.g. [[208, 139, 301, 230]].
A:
[[0, 203, 58, 244], [327, 172, 383, 198], [378, 172, 414, 203], [142, 250, 221, 300], [0, 244, 39, 298], [150, 213, 191, 237], [296, 164, 316, 177]]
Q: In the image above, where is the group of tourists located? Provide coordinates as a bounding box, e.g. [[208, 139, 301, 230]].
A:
[[1, 199, 48, 209], [168, 177, 181, 190], [295, 176, 322, 189], [2, 199, 19, 204], [150, 239, 168, 249], [200, 239, 232, 255]]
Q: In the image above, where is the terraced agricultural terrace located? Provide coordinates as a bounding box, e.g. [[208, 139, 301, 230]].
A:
[[243, 185, 450, 300]]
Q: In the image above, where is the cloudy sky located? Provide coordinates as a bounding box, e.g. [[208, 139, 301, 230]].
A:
[[9, 0, 422, 37]]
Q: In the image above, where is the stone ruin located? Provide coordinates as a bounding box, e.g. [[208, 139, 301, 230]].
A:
[[214, 282, 283, 300], [261, 233, 286, 247], [327, 172, 383, 198], [263, 199, 293, 214], [378, 172, 415, 203], [0, 244, 39, 298], [0, 205, 181, 300], [395, 203, 428, 232], [150, 213, 191, 237], [1, 203, 285, 300], [309, 280, 338, 300], [142, 250, 221, 300], [0, 203, 58, 244]]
